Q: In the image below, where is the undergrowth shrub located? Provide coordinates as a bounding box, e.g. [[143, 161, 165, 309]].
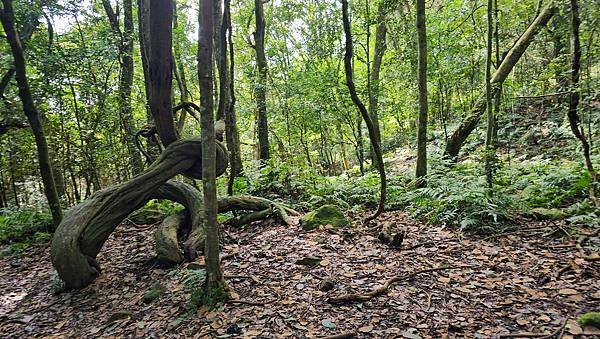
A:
[[226, 153, 595, 233], [500, 158, 591, 208], [0, 207, 53, 244], [398, 158, 515, 232]]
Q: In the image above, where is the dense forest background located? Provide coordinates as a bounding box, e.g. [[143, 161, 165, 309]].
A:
[[0, 0, 599, 336], [0, 0, 598, 220]]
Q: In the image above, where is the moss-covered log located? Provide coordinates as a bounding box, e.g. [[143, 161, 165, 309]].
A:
[[51, 137, 228, 289]]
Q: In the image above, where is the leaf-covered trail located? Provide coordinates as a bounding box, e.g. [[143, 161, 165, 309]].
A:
[[0, 212, 598, 338]]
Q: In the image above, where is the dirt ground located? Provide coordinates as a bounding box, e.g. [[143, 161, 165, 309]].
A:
[[1, 211, 598, 338]]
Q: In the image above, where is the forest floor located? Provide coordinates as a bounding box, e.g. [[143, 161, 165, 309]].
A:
[[0, 212, 599, 338]]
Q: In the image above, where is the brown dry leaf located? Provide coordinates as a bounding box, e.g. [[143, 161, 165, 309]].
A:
[[516, 318, 528, 326], [358, 325, 374, 333], [558, 288, 579, 295], [565, 320, 583, 335]]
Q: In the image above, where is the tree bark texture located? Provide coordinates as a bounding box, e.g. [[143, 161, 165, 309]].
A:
[[148, 0, 178, 146], [0, 0, 63, 226], [341, 0, 386, 221], [137, 0, 152, 120], [484, 0, 495, 188], [368, 3, 387, 170], [225, 0, 243, 194], [415, 0, 428, 187], [199, 0, 225, 289], [444, 5, 556, 159], [254, 0, 269, 162]]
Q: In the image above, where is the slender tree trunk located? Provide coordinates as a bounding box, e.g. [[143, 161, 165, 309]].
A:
[[224, 0, 243, 195], [357, 113, 364, 175], [368, 3, 387, 170], [254, 0, 269, 162], [484, 0, 495, 188], [199, 0, 226, 293], [492, 0, 501, 142], [148, 0, 177, 146], [173, 0, 192, 133], [137, 0, 152, 120], [341, 0, 385, 221], [568, 0, 597, 202], [0, 0, 62, 226], [0, 152, 6, 208], [415, 0, 428, 188], [8, 148, 18, 207], [444, 5, 556, 159], [214, 0, 224, 121], [102, 0, 143, 175]]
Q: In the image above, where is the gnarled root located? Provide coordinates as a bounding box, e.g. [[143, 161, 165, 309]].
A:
[[51, 138, 227, 289]]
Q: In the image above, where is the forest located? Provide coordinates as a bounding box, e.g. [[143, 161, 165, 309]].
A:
[[0, 0, 598, 337]]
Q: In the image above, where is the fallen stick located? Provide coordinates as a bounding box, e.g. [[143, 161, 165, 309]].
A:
[[321, 332, 356, 339], [228, 298, 277, 306], [498, 320, 566, 338], [327, 265, 475, 304]]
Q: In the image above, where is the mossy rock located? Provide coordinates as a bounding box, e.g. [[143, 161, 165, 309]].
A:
[[128, 208, 167, 224], [530, 207, 567, 220], [578, 312, 600, 327], [143, 283, 166, 303], [300, 205, 350, 231]]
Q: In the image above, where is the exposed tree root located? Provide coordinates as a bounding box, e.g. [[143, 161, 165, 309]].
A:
[[51, 138, 227, 289], [154, 196, 299, 266], [498, 320, 566, 338], [328, 265, 475, 304], [154, 212, 186, 265]]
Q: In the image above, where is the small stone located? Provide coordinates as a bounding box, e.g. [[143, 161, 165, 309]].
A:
[[319, 279, 335, 292], [226, 323, 242, 334]]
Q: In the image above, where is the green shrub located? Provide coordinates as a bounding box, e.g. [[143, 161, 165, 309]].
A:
[[398, 161, 515, 232], [0, 208, 53, 244], [504, 159, 591, 208]]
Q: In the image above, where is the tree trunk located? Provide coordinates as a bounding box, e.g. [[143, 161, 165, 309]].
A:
[[172, 0, 191, 133], [214, 0, 224, 121], [148, 0, 178, 146], [224, 0, 243, 195], [368, 3, 386, 170], [568, 0, 597, 202], [137, 0, 152, 120], [484, 0, 495, 188], [254, 0, 269, 162], [444, 5, 556, 159], [199, 0, 226, 293], [415, 0, 428, 188], [102, 0, 143, 175], [0, 0, 62, 226], [341, 0, 385, 221]]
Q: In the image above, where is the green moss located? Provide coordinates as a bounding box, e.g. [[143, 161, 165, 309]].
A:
[[529, 207, 567, 220], [578, 312, 600, 327], [300, 204, 350, 230], [143, 283, 166, 303], [189, 281, 229, 311]]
